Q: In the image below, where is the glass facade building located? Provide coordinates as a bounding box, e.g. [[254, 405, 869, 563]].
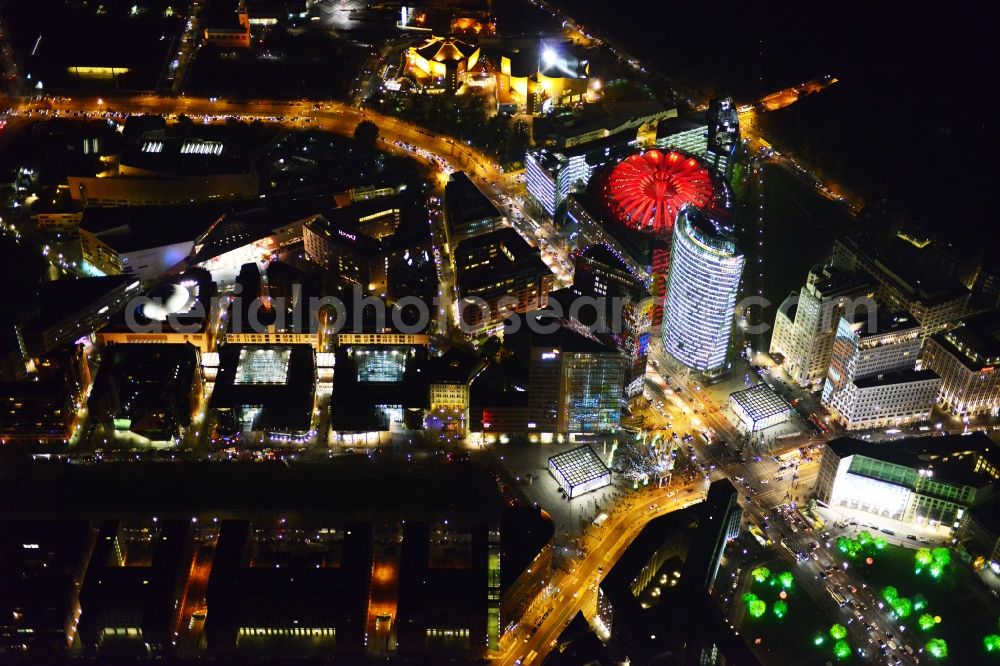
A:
[[816, 435, 998, 527], [662, 208, 744, 373], [564, 352, 624, 432]]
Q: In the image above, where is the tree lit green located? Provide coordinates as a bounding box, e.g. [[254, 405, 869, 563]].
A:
[[984, 634, 1000, 653], [751, 566, 771, 583], [913, 594, 927, 612], [814, 633, 825, 646], [882, 586, 899, 603], [773, 600, 788, 618], [932, 547, 951, 566], [743, 593, 766, 618], [778, 571, 794, 589], [891, 597, 913, 618], [926, 638, 948, 659], [918, 547, 952, 578], [830, 623, 847, 640], [918, 613, 938, 631], [838, 530, 890, 560], [834, 640, 851, 659]]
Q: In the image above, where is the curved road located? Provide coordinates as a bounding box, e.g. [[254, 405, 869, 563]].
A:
[[499, 478, 709, 665]]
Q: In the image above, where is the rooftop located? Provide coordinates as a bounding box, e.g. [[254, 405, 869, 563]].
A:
[[655, 111, 709, 139], [122, 137, 253, 177], [210, 344, 316, 431], [525, 316, 618, 355], [330, 344, 429, 430], [539, 101, 674, 143], [547, 445, 610, 489], [826, 432, 999, 489], [87, 342, 200, 438], [598, 480, 755, 663], [501, 41, 587, 79], [846, 307, 919, 339], [499, 507, 555, 591], [455, 227, 550, 293], [413, 35, 478, 62], [839, 235, 970, 306], [427, 346, 484, 384], [934, 309, 1000, 370], [729, 383, 793, 420], [853, 368, 940, 389], [105, 271, 215, 334], [81, 205, 227, 254], [807, 264, 872, 299], [444, 172, 501, 229], [602, 150, 716, 236], [33, 275, 140, 331]]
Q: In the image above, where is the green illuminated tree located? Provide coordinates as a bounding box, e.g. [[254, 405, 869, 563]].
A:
[[918, 613, 937, 631], [813, 633, 826, 646], [984, 634, 1000, 653], [778, 571, 794, 589], [751, 566, 771, 583], [926, 638, 948, 659], [932, 547, 951, 566], [913, 594, 928, 611], [916, 548, 933, 567], [743, 592, 766, 618], [830, 623, 847, 640], [892, 597, 913, 618], [873, 536, 888, 550], [834, 639, 851, 659], [773, 600, 788, 618], [882, 586, 899, 603]]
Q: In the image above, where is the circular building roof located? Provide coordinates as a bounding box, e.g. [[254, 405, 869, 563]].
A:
[[141, 282, 198, 321], [602, 150, 715, 235]]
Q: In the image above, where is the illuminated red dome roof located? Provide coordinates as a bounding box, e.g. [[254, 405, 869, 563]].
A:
[[603, 150, 714, 235]]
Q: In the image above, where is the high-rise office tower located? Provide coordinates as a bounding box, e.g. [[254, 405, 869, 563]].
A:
[[821, 310, 940, 430], [769, 265, 873, 390], [661, 208, 745, 373], [706, 97, 740, 177]]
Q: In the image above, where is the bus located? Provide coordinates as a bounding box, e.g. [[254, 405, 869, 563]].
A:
[[810, 414, 830, 433], [777, 449, 800, 464], [780, 538, 798, 559], [748, 523, 771, 547], [799, 507, 824, 531], [828, 586, 847, 606]]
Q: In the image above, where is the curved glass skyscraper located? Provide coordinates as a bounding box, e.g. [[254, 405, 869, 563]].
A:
[[662, 207, 745, 372]]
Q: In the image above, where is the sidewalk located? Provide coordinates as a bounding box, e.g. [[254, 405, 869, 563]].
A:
[[814, 505, 950, 548]]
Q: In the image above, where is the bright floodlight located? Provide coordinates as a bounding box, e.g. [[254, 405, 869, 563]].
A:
[[542, 47, 558, 67]]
